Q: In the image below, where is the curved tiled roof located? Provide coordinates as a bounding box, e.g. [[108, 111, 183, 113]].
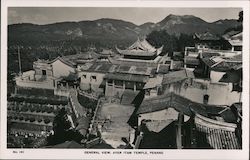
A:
[[50, 57, 76, 68], [194, 113, 241, 149], [116, 38, 163, 57], [194, 32, 221, 41]]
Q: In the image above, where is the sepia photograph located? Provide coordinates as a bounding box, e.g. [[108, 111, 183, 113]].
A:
[[1, 1, 249, 159]]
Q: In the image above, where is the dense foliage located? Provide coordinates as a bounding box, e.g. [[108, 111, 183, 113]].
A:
[[146, 30, 194, 55], [46, 108, 83, 145]]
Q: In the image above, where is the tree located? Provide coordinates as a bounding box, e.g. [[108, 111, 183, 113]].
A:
[[238, 11, 243, 23], [52, 108, 71, 135], [146, 30, 178, 54], [46, 108, 84, 145], [146, 30, 194, 54]]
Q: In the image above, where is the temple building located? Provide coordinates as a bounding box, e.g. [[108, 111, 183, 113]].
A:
[[132, 92, 242, 149], [78, 62, 115, 93], [116, 38, 163, 62], [15, 57, 77, 91], [222, 31, 242, 52], [193, 32, 225, 50], [104, 65, 154, 99]]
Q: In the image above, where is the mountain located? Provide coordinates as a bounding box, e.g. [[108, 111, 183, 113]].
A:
[[8, 19, 139, 46], [8, 14, 241, 46], [153, 14, 239, 35]]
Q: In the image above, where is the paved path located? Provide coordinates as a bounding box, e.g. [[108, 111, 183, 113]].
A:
[[96, 103, 134, 148]]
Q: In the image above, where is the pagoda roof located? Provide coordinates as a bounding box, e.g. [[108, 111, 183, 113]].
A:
[[194, 32, 221, 41], [116, 38, 163, 57]]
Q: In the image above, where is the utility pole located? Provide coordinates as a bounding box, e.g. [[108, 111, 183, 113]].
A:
[[17, 46, 22, 76]]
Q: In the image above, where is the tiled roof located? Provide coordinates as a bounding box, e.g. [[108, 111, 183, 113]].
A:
[[116, 65, 153, 75], [100, 49, 113, 55], [231, 102, 242, 114], [202, 57, 242, 72], [86, 62, 115, 73], [116, 38, 163, 57], [117, 49, 157, 57], [162, 69, 194, 85], [50, 57, 76, 68], [228, 40, 242, 46], [219, 70, 242, 84], [194, 113, 241, 149], [108, 57, 159, 68], [136, 92, 193, 115], [201, 52, 221, 58], [157, 64, 170, 74], [194, 32, 221, 41], [104, 72, 149, 83], [223, 32, 242, 46], [137, 92, 237, 123], [128, 38, 157, 52], [185, 56, 200, 66], [143, 76, 163, 89], [190, 104, 237, 123], [228, 54, 242, 62], [222, 30, 241, 40]]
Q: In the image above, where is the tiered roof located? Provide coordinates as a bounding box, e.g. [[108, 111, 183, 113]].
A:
[[116, 38, 163, 57]]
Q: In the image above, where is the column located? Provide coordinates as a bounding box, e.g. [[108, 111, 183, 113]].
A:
[[123, 81, 125, 91], [133, 82, 136, 92], [176, 112, 184, 149], [14, 86, 17, 95], [66, 82, 69, 89], [54, 80, 57, 89], [112, 80, 115, 96]]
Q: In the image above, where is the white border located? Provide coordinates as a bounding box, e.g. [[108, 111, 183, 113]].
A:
[[1, 1, 249, 160]]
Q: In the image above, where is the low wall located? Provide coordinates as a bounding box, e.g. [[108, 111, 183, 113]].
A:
[[54, 89, 70, 97], [16, 78, 54, 90]]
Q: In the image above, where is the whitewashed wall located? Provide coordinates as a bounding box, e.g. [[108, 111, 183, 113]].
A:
[[16, 78, 55, 89], [210, 71, 225, 83], [52, 60, 76, 78], [79, 71, 105, 91], [165, 79, 241, 106]]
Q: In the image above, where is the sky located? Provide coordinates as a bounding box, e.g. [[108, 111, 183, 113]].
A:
[[8, 7, 242, 25]]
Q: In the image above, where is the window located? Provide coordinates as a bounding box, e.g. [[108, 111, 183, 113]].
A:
[[203, 94, 209, 104], [234, 46, 242, 51], [42, 70, 46, 76], [91, 75, 97, 82], [82, 75, 87, 79]]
